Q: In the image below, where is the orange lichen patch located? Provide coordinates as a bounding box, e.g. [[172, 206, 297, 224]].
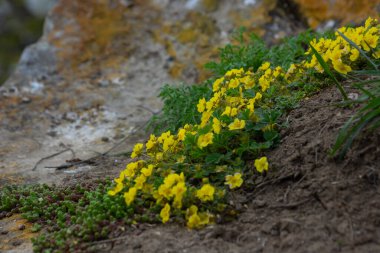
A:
[[169, 62, 186, 79], [0, 214, 36, 251], [177, 27, 199, 44], [48, 0, 130, 80], [229, 0, 277, 37], [293, 0, 380, 28], [194, 48, 219, 81], [175, 11, 218, 45], [153, 11, 220, 81]]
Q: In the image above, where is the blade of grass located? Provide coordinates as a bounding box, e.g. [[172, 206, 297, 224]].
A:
[[309, 44, 348, 100], [332, 103, 380, 157], [351, 70, 380, 76], [339, 106, 380, 158]]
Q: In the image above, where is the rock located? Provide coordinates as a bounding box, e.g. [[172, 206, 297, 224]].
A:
[[0, 0, 303, 185]]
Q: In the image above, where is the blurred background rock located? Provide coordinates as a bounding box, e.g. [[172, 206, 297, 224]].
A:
[[0, 0, 56, 85]]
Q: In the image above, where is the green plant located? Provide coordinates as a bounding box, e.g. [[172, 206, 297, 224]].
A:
[[148, 82, 212, 134], [331, 78, 380, 158], [330, 20, 380, 157]]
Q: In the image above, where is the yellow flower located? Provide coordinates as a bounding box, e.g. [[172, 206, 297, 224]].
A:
[[200, 111, 212, 127], [146, 134, 157, 151], [259, 76, 270, 92], [197, 133, 214, 149], [225, 173, 243, 189], [362, 33, 378, 51], [228, 78, 240, 89], [163, 135, 175, 152], [243, 76, 255, 89], [196, 184, 215, 202], [222, 106, 238, 117], [247, 99, 255, 113], [141, 164, 154, 177], [155, 152, 163, 162], [206, 101, 214, 111], [177, 128, 186, 141], [134, 174, 147, 190], [172, 182, 186, 197], [158, 131, 171, 144], [160, 203, 171, 223], [349, 48, 360, 62], [125, 162, 139, 178], [186, 205, 198, 220], [254, 92, 262, 100], [254, 157, 269, 173], [222, 106, 231, 116], [230, 107, 238, 117], [124, 187, 137, 206], [258, 61, 270, 71], [131, 143, 144, 158], [158, 184, 172, 199], [197, 98, 207, 113], [225, 68, 244, 77], [172, 182, 187, 209], [332, 59, 352, 74], [108, 182, 123, 196], [228, 118, 245, 130], [212, 117, 221, 134], [164, 173, 181, 187], [187, 212, 211, 229], [212, 77, 224, 92], [187, 213, 201, 229], [365, 17, 377, 28], [273, 66, 283, 78]]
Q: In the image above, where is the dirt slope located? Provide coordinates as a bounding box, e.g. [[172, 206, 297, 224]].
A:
[[93, 85, 380, 253]]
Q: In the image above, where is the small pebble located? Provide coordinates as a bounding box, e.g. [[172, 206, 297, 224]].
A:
[[18, 224, 26, 230]]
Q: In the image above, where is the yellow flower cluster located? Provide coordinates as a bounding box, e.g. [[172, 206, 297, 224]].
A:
[[287, 17, 379, 78], [109, 17, 379, 230], [108, 61, 281, 228]]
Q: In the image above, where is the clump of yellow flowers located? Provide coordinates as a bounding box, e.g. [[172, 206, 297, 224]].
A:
[[108, 63, 280, 229], [286, 17, 379, 79], [109, 17, 379, 229]]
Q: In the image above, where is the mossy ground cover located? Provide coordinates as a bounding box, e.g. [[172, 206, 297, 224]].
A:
[[1, 18, 379, 252]]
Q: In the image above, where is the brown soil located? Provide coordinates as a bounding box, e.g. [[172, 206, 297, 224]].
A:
[[2, 86, 380, 252]]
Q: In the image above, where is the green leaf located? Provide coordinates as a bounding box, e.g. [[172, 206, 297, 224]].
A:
[[263, 130, 279, 142], [205, 153, 225, 164]]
